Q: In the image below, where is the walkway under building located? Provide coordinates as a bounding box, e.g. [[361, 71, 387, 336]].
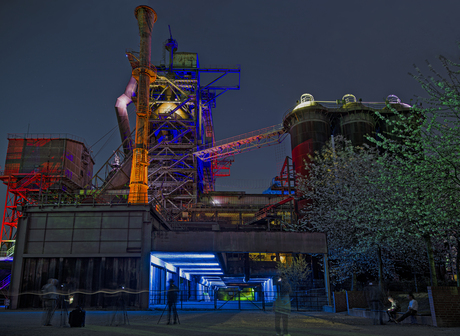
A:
[[9, 203, 328, 310]]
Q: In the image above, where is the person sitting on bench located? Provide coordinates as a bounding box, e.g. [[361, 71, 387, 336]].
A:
[[396, 293, 418, 324]]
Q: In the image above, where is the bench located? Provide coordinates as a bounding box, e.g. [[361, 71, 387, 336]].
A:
[[348, 308, 433, 325], [394, 311, 432, 325]]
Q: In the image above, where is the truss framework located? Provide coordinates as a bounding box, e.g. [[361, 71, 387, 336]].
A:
[[274, 156, 296, 194], [143, 64, 240, 219], [193, 124, 287, 162], [0, 173, 63, 250]]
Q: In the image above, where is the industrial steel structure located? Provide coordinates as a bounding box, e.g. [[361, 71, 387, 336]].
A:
[[91, 6, 241, 221], [128, 6, 158, 204], [1, 5, 412, 312], [0, 134, 93, 252], [195, 92, 410, 215]]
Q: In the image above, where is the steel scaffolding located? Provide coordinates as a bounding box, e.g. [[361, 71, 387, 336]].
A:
[[94, 47, 241, 219], [145, 63, 240, 219]]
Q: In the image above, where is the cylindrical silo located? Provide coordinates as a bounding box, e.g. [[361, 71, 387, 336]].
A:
[[338, 95, 376, 146], [283, 94, 330, 178], [379, 94, 412, 141]]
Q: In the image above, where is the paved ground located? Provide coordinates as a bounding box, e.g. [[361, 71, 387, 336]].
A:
[[0, 309, 459, 336]]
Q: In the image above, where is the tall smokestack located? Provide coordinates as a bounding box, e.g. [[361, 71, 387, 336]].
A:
[[128, 5, 157, 204]]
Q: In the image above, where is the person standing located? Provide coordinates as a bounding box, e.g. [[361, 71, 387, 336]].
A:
[[396, 293, 418, 324], [41, 278, 59, 326], [386, 295, 401, 322], [166, 279, 179, 325], [273, 276, 291, 336], [59, 277, 74, 327], [364, 280, 384, 325]]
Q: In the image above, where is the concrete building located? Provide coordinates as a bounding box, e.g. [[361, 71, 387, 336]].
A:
[[10, 202, 327, 309]]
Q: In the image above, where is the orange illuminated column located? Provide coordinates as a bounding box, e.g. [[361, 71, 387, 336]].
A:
[[128, 6, 157, 204]]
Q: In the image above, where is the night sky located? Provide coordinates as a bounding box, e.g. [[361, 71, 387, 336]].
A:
[[1, 0, 460, 212]]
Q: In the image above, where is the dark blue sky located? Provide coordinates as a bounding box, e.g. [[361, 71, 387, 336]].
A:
[[1, 0, 460, 206]]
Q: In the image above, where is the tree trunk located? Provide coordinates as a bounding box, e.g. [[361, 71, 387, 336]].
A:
[[351, 270, 357, 291], [377, 246, 384, 291], [457, 236, 460, 287], [424, 234, 438, 287]]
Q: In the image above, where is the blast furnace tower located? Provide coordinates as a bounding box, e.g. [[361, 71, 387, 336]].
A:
[[91, 8, 240, 221]]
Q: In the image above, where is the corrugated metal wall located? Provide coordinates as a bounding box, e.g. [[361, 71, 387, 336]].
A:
[[12, 204, 153, 308], [20, 256, 141, 308]]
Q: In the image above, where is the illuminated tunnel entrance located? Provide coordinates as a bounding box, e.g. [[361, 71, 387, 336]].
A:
[[149, 251, 277, 309], [149, 252, 224, 307], [149, 231, 328, 309]]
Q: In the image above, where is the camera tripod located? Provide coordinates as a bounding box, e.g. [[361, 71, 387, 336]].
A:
[[157, 302, 180, 325], [58, 295, 70, 327], [110, 296, 130, 326]]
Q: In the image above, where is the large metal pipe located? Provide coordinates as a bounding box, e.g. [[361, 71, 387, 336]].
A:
[[115, 76, 136, 154], [128, 6, 157, 204]]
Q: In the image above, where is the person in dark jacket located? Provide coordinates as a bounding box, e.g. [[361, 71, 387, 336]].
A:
[[364, 281, 384, 325], [41, 278, 59, 326], [167, 279, 179, 324], [273, 276, 292, 336]]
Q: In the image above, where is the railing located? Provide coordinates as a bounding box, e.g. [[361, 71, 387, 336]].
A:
[[0, 275, 11, 290], [149, 289, 217, 309], [7, 245, 14, 257], [216, 289, 266, 311], [0, 245, 15, 260], [149, 289, 327, 311], [200, 64, 241, 70], [7, 133, 88, 147], [282, 100, 390, 120], [291, 289, 328, 311]]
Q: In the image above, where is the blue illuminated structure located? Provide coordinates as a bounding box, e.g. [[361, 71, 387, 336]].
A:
[[150, 252, 223, 281], [141, 45, 240, 220], [149, 251, 276, 307]]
